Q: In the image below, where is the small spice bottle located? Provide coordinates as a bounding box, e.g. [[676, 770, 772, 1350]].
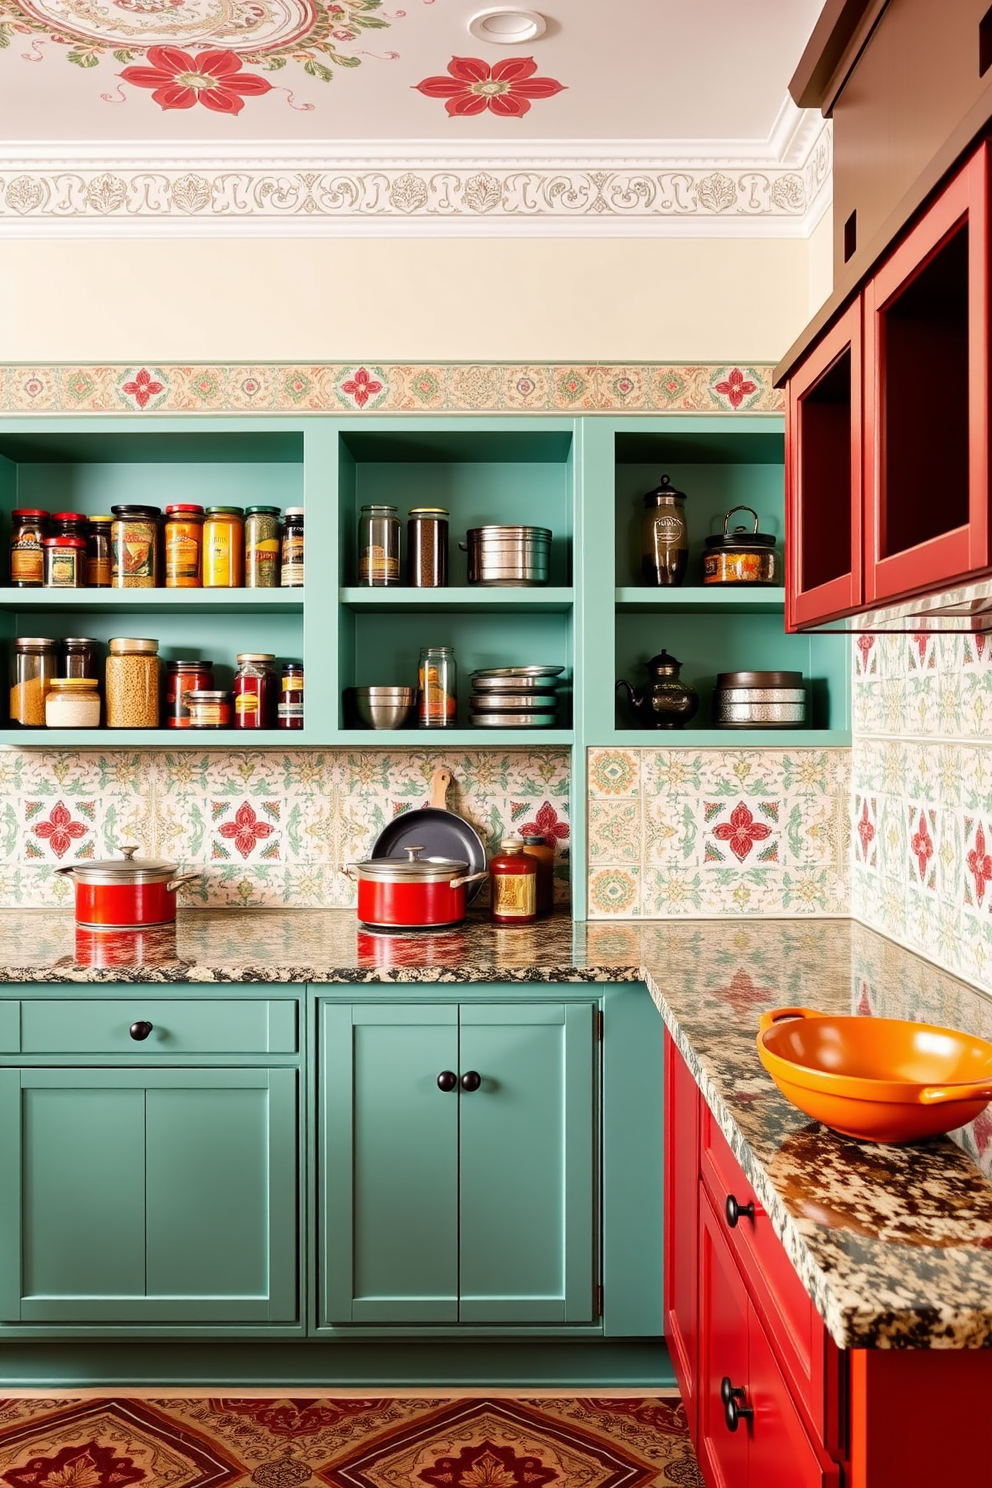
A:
[[233, 652, 277, 729], [105, 637, 160, 728], [358, 504, 400, 586], [9, 510, 48, 587], [521, 833, 555, 915], [111, 505, 160, 588], [51, 511, 89, 543], [10, 638, 56, 727], [86, 516, 112, 588], [164, 504, 204, 588], [45, 678, 101, 729], [60, 637, 99, 681], [278, 662, 304, 729], [166, 659, 214, 728], [418, 645, 456, 728], [204, 507, 245, 588], [245, 506, 282, 588], [281, 508, 304, 587], [489, 839, 537, 925], [408, 507, 448, 587], [187, 690, 231, 729], [42, 535, 85, 588]]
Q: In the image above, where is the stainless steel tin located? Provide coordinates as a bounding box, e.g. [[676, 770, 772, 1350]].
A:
[[473, 665, 564, 679], [713, 700, 807, 727], [716, 670, 803, 688], [462, 525, 552, 587], [470, 691, 558, 711], [715, 687, 806, 704], [469, 711, 558, 727], [471, 674, 560, 692]]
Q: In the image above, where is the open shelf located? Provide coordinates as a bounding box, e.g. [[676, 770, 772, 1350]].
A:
[[603, 727, 850, 748], [335, 728, 573, 747], [0, 589, 304, 615], [341, 587, 573, 614], [615, 587, 786, 613]]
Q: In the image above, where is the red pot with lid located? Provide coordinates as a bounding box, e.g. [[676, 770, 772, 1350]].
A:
[[347, 845, 487, 930], [55, 845, 200, 927]]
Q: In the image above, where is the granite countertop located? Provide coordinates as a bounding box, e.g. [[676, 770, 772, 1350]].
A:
[[4, 908, 992, 1351]]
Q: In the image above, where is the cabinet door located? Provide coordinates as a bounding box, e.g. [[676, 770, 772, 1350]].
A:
[[664, 1031, 700, 1437], [0, 1067, 297, 1325], [787, 299, 864, 627], [748, 1308, 840, 1488], [320, 1003, 459, 1324], [697, 1189, 750, 1488], [864, 144, 990, 603], [458, 1002, 595, 1324]]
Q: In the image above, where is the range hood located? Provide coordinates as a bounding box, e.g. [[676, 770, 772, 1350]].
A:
[[801, 576, 992, 634]]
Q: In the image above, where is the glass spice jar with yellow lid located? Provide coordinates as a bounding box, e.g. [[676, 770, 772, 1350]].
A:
[[203, 507, 245, 587]]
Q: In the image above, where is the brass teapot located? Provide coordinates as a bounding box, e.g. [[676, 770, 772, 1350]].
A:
[[615, 651, 699, 729]]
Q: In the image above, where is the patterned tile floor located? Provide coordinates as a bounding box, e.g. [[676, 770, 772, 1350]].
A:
[[0, 1395, 702, 1488]]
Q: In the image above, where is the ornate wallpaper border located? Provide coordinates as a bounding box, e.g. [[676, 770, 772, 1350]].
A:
[[0, 363, 785, 415], [0, 125, 830, 237]]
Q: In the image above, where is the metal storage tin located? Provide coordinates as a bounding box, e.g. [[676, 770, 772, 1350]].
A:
[[461, 526, 551, 586]]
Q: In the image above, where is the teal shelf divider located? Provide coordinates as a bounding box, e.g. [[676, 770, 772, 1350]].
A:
[[604, 727, 851, 748], [615, 586, 786, 613], [0, 590, 304, 615], [341, 587, 574, 614]]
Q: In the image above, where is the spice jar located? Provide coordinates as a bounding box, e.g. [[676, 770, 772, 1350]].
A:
[[86, 516, 112, 588], [418, 645, 456, 728], [703, 506, 781, 586], [641, 475, 688, 586], [204, 507, 245, 588], [489, 839, 537, 925], [111, 505, 160, 588], [45, 678, 101, 729], [281, 508, 304, 587], [408, 507, 448, 587], [278, 662, 304, 729], [52, 511, 89, 543], [233, 652, 276, 729], [521, 833, 554, 915], [245, 506, 281, 588], [358, 504, 400, 586], [60, 637, 99, 681], [106, 638, 160, 728], [165, 659, 214, 729], [42, 535, 85, 588], [10, 638, 56, 726], [9, 509, 48, 587], [164, 505, 204, 588], [187, 690, 231, 729]]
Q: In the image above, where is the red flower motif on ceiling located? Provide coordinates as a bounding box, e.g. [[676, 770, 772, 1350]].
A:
[[219, 801, 274, 859], [910, 810, 934, 880], [1, 1440, 144, 1488], [121, 368, 164, 409], [712, 801, 772, 862], [519, 800, 569, 843], [341, 368, 384, 408], [857, 798, 875, 860], [968, 823, 992, 907], [414, 56, 565, 118], [119, 46, 272, 115], [32, 800, 89, 859], [714, 368, 757, 409]]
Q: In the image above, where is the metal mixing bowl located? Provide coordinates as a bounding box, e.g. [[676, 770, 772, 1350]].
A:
[[351, 686, 417, 729]]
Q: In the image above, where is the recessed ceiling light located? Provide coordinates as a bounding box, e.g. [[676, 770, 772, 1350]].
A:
[[468, 8, 547, 44]]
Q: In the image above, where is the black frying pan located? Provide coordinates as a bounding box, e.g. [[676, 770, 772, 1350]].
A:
[[370, 767, 488, 903]]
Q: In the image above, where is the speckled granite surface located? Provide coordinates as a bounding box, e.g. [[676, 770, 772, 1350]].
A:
[[5, 909, 992, 1351]]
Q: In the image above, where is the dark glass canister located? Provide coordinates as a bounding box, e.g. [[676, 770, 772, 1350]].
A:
[[60, 638, 99, 681], [86, 517, 112, 588], [52, 512, 89, 542], [281, 508, 304, 587], [407, 507, 448, 587], [640, 474, 688, 586]]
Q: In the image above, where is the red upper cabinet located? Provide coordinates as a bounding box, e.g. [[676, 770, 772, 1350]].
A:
[[786, 300, 863, 628], [864, 142, 990, 605]]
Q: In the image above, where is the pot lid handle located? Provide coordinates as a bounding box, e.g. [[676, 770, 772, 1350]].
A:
[[724, 505, 759, 536], [402, 845, 426, 861], [120, 845, 139, 861]]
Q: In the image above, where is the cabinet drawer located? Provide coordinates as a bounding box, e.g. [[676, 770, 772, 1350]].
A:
[[700, 1105, 825, 1435], [8, 999, 298, 1056]]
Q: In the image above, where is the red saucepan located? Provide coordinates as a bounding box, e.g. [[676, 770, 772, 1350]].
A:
[[55, 845, 200, 928], [369, 767, 488, 902], [347, 845, 487, 930]]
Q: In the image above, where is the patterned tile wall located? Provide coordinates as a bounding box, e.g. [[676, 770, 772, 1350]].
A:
[[0, 747, 570, 910], [852, 632, 992, 994], [587, 746, 850, 919]]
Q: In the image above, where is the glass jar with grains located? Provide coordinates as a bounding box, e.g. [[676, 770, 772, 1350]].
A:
[[245, 506, 281, 588], [357, 505, 399, 586], [46, 678, 101, 729], [106, 637, 160, 728], [111, 505, 160, 588], [42, 535, 85, 588], [10, 638, 56, 727]]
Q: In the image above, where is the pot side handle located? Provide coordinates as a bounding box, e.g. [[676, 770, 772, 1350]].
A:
[[920, 1083, 992, 1106], [757, 1006, 825, 1036], [52, 866, 75, 876], [166, 872, 201, 893], [450, 871, 488, 889]]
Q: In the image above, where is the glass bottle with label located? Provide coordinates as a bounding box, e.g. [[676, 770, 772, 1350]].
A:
[[9, 510, 48, 587], [164, 505, 204, 588], [111, 505, 161, 588], [489, 839, 537, 925], [86, 517, 112, 588], [281, 508, 304, 587], [358, 504, 400, 586], [278, 662, 304, 729], [640, 474, 688, 586], [418, 645, 456, 728], [233, 652, 276, 729], [203, 507, 244, 588], [245, 506, 282, 588]]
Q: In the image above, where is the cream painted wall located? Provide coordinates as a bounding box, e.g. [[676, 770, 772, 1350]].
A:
[[807, 206, 834, 318], [0, 234, 815, 365]]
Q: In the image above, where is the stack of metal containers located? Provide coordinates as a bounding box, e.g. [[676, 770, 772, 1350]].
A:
[[469, 665, 564, 727]]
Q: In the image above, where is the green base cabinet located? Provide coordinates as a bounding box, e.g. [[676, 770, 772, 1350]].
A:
[[319, 1000, 595, 1328], [0, 1067, 298, 1326]]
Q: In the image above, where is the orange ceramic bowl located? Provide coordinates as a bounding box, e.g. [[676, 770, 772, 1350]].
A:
[[756, 1007, 992, 1143]]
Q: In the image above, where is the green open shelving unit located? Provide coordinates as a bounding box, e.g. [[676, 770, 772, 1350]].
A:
[[0, 412, 850, 918]]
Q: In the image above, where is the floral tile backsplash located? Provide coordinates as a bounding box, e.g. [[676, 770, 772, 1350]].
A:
[[587, 746, 850, 919], [0, 747, 570, 910], [852, 632, 992, 996]]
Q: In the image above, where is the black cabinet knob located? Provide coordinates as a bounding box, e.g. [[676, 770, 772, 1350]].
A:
[[129, 1021, 153, 1042], [720, 1377, 753, 1432], [460, 1070, 481, 1092], [725, 1194, 755, 1228], [437, 1070, 457, 1092]]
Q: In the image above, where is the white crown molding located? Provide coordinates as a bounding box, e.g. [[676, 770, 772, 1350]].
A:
[[0, 112, 832, 237]]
